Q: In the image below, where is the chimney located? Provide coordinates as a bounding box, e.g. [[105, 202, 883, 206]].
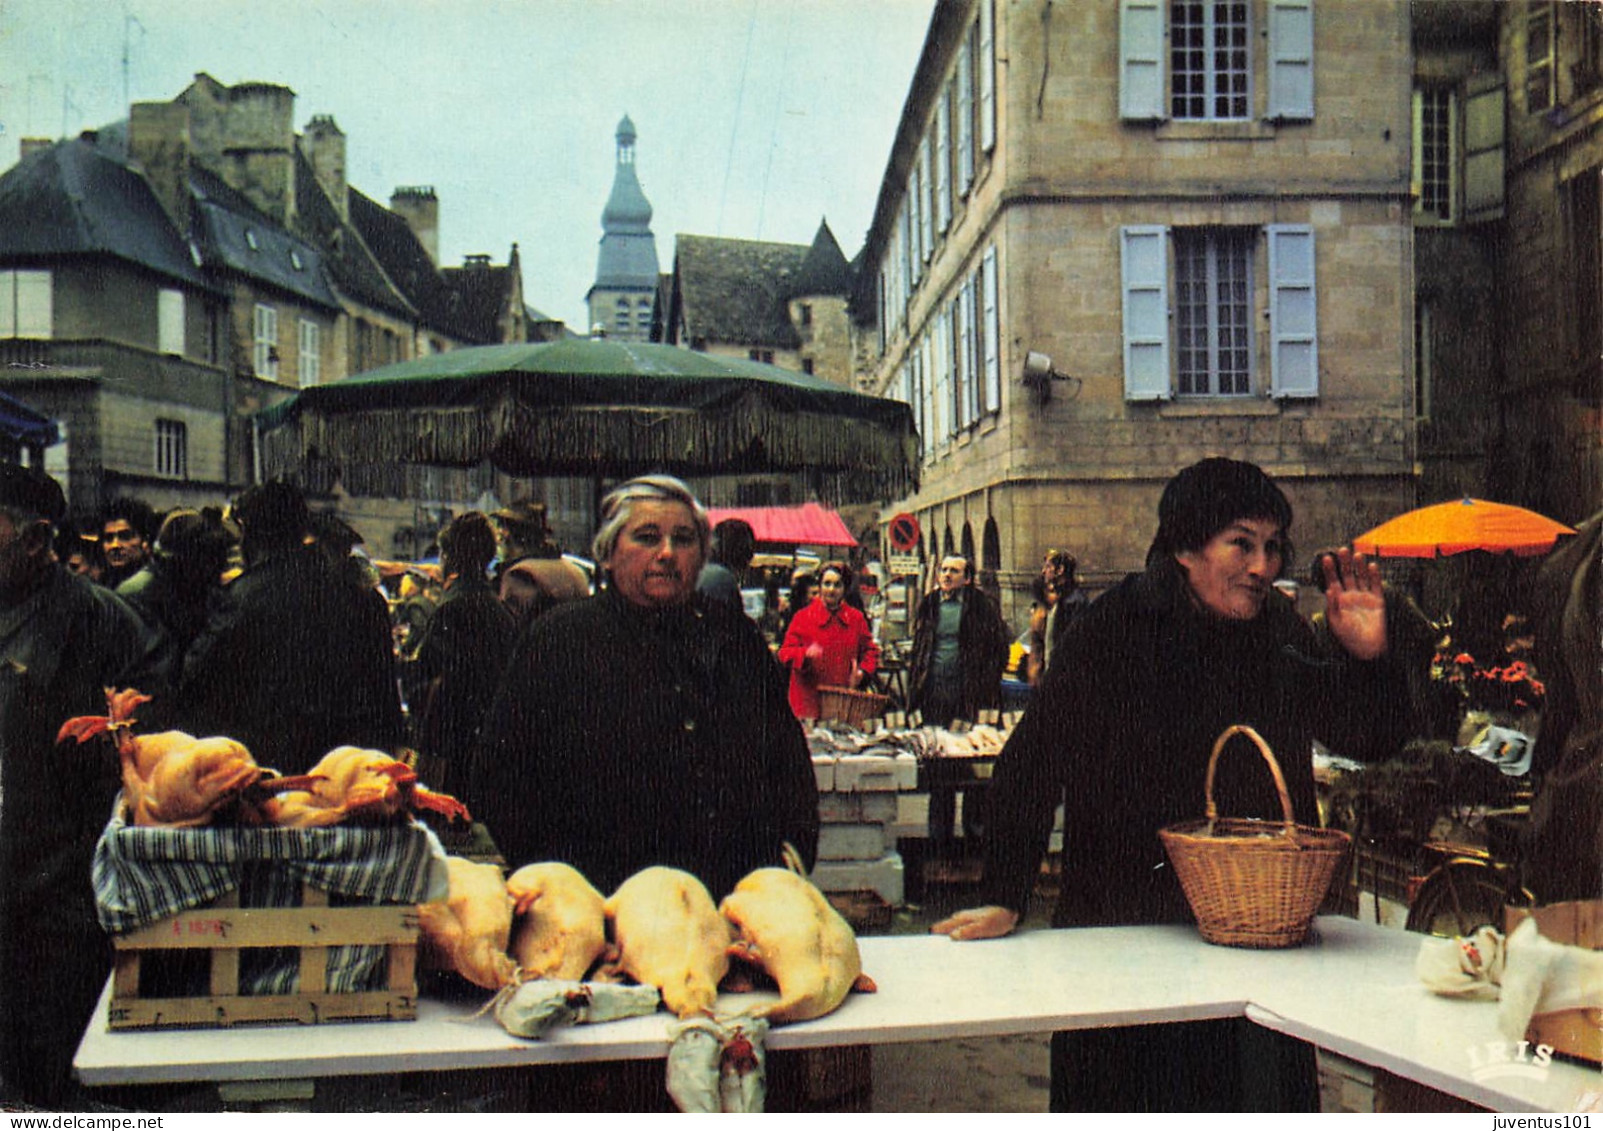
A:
[[218, 81, 297, 225], [302, 114, 347, 223], [390, 186, 439, 266], [127, 101, 193, 237], [18, 138, 53, 161]]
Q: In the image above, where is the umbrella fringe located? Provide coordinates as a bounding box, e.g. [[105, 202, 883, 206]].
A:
[[260, 394, 918, 503]]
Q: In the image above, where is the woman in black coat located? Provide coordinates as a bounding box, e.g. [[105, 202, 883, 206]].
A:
[[934, 458, 1406, 1112], [469, 475, 817, 901]]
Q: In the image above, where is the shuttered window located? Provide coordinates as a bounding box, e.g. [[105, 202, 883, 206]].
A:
[[158, 289, 184, 355], [1267, 224, 1319, 398], [1120, 226, 1171, 400], [253, 303, 279, 379], [1267, 0, 1314, 121], [982, 244, 1000, 415], [1119, 0, 1166, 120], [979, 0, 996, 153]]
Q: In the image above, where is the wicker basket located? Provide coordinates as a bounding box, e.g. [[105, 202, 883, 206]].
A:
[[817, 685, 889, 727], [1159, 725, 1352, 949]]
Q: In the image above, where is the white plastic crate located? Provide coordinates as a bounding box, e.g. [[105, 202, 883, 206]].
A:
[[817, 791, 898, 824], [832, 753, 918, 792], [810, 852, 904, 906], [816, 822, 891, 861]]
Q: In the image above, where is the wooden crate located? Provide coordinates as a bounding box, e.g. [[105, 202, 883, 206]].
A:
[[1504, 900, 1602, 1065], [109, 884, 420, 1030]]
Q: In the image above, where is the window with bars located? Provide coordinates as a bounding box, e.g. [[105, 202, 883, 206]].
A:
[[1174, 229, 1253, 396], [1170, 1, 1252, 121], [154, 419, 188, 479], [1414, 87, 1457, 224], [253, 303, 278, 379]]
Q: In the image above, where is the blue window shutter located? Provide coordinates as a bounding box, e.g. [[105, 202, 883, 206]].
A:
[[1268, 224, 1319, 398], [1120, 0, 1166, 122], [1268, 0, 1315, 121], [983, 245, 1000, 414], [1121, 225, 1171, 400]]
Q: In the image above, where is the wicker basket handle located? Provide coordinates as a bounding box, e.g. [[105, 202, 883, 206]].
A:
[[1202, 724, 1296, 837]]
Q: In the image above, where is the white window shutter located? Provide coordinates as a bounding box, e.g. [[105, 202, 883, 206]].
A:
[[983, 245, 1000, 414], [932, 308, 949, 443], [980, 0, 996, 153], [957, 36, 975, 196], [158, 289, 184, 355], [1119, 0, 1166, 122], [15, 269, 52, 339], [919, 137, 934, 265], [1463, 75, 1506, 224], [936, 88, 952, 233], [1267, 0, 1315, 122], [964, 276, 981, 425], [1120, 226, 1171, 400], [0, 272, 16, 337], [1268, 224, 1319, 398]]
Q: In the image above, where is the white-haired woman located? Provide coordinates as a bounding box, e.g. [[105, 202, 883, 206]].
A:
[[469, 474, 818, 902]]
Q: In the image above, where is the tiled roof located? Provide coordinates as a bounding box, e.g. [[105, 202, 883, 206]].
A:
[[673, 234, 809, 349], [291, 153, 413, 319], [792, 220, 854, 296], [189, 165, 339, 309], [349, 188, 477, 338], [440, 258, 514, 344]]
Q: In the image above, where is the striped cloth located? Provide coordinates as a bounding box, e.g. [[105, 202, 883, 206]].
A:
[[92, 802, 451, 996]]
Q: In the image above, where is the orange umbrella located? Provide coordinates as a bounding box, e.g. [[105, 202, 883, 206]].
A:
[[1353, 497, 1577, 558]]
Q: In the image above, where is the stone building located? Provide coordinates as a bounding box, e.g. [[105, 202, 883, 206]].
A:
[[661, 220, 856, 385], [586, 115, 659, 342], [0, 73, 530, 543], [855, 0, 1419, 621], [1488, 0, 1603, 526]]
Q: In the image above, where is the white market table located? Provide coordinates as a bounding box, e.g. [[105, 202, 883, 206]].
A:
[[75, 916, 1601, 1112]]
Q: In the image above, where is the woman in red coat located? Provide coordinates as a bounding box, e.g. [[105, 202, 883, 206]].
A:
[[777, 562, 879, 720]]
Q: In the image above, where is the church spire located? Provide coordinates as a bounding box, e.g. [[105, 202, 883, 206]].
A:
[[588, 114, 659, 340]]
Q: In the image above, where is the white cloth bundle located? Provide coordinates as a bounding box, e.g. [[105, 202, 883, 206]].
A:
[[1414, 925, 1506, 999], [665, 1015, 770, 1113], [493, 980, 662, 1039], [1499, 917, 1603, 1041]]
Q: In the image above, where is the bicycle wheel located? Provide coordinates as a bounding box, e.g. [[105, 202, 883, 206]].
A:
[[1405, 857, 1509, 937]]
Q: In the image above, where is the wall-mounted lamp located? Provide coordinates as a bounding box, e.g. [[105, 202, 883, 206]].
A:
[[1021, 350, 1082, 405]]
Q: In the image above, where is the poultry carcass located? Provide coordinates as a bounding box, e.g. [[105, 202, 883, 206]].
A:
[[602, 866, 731, 1019], [416, 856, 519, 991], [56, 688, 297, 828], [505, 862, 608, 982], [255, 746, 470, 828], [719, 867, 875, 1023]]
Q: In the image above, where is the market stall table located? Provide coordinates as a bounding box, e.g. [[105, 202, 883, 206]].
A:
[[75, 917, 1599, 1111]]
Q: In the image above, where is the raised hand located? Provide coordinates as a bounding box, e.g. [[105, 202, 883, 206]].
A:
[[1320, 548, 1387, 660]]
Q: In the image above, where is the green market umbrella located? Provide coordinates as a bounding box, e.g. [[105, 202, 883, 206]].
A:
[[256, 338, 919, 502]]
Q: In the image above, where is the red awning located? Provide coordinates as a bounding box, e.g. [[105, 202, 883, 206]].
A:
[[705, 503, 858, 547]]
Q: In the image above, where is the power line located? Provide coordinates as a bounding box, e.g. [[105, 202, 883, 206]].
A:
[[716, 0, 760, 236]]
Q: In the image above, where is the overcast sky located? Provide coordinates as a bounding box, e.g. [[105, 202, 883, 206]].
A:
[[0, 0, 934, 331]]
